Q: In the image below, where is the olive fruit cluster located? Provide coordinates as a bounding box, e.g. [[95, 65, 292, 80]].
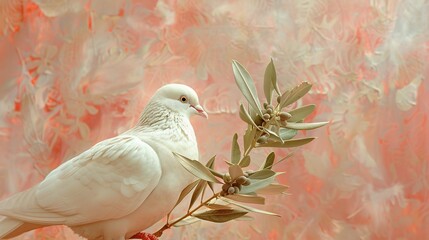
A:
[[256, 102, 293, 144], [220, 175, 251, 196], [262, 102, 292, 123]]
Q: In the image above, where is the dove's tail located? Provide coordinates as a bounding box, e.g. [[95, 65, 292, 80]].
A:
[[0, 216, 44, 239], [0, 217, 22, 239], [0, 217, 43, 239]]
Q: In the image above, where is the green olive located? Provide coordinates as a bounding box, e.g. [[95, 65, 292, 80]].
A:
[[222, 183, 231, 192], [279, 112, 292, 121], [263, 113, 271, 121], [242, 179, 251, 186], [263, 102, 268, 109], [236, 176, 247, 185]]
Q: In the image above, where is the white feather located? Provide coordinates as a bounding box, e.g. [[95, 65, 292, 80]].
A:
[[0, 84, 206, 240], [0, 217, 22, 238]]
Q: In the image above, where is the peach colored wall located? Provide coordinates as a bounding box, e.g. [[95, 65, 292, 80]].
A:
[[0, 0, 428, 239]]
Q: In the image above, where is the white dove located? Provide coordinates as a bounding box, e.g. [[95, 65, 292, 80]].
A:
[[0, 83, 208, 240]]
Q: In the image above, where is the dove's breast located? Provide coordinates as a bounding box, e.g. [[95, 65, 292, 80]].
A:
[[122, 116, 199, 235]]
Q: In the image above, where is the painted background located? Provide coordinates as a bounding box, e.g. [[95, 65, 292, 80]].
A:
[[0, 0, 428, 239]]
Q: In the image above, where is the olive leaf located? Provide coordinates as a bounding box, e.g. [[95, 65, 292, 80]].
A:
[[288, 104, 315, 122], [255, 183, 289, 195], [209, 168, 224, 178], [279, 82, 312, 109], [278, 90, 290, 107], [285, 121, 328, 130], [193, 209, 248, 223], [224, 161, 234, 166], [205, 156, 216, 192], [231, 133, 241, 164], [262, 152, 275, 169], [170, 180, 199, 213], [238, 155, 250, 167], [222, 198, 280, 217], [263, 59, 279, 104], [205, 203, 233, 210], [239, 104, 259, 128], [264, 127, 284, 143], [240, 172, 283, 194], [205, 155, 216, 169], [172, 216, 200, 227], [225, 194, 265, 205], [229, 164, 244, 180], [232, 60, 263, 116], [189, 180, 207, 210], [234, 215, 255, 221], [174, 153, 221, 183], [200, 183, 208, 204], [248, 104, 264, 126], [278, 128, 298, 141], [248, 169, 276, 179], [256, 137, 316, 148], [243, 125, 256, 151]]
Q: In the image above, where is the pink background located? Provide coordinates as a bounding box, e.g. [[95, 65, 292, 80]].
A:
[[1, 0, 428, 239]]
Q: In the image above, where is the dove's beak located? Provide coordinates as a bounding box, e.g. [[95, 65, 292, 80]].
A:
[[191, 105, 208, 119]]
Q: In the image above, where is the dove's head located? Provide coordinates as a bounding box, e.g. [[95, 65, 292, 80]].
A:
[[152, 84, 208, 119]]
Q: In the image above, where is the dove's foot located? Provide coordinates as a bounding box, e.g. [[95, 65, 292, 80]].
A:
[[129, 232, 158, 240]]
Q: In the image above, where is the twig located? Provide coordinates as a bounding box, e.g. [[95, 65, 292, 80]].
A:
[[153, 192, 221, 237]]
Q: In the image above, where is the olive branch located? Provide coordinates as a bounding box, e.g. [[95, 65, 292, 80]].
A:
[[153, 59, 328, 237]]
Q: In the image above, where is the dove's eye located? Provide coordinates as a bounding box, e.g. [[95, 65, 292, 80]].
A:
[[179, 95, 188, 103]]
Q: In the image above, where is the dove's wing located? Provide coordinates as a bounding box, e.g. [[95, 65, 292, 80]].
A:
[[0, 135, 162, 226]]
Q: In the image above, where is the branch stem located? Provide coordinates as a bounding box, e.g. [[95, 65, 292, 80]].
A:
[[153, 192, 221, 237], [243, 121, 267, 157]]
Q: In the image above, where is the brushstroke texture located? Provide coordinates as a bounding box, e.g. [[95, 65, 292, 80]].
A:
[[0, 0, 428, 239]]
